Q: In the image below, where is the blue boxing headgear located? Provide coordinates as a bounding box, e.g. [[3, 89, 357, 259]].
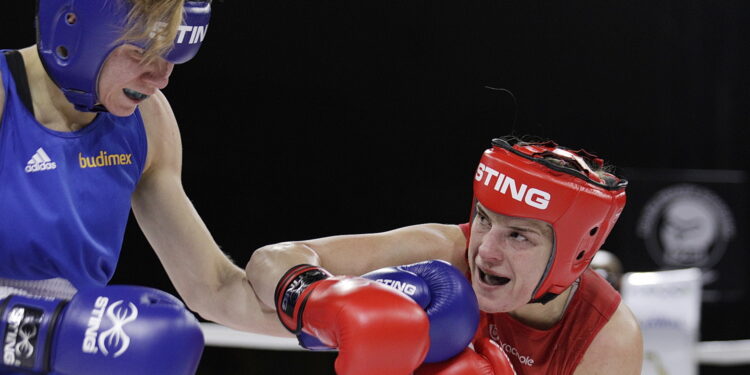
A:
[[36, 0, 211, 112]]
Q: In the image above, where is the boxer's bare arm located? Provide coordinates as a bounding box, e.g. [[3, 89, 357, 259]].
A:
[[133, 92, 281, 334], [246, 223, 468, 316], [574, 301, 643, 374]]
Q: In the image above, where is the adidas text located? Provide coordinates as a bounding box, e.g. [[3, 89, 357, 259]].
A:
[[25, 147, 57, 173], [25, 161, 57, 173]]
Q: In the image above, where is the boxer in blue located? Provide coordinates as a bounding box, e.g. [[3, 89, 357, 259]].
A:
[[0, 1, 263, 373]]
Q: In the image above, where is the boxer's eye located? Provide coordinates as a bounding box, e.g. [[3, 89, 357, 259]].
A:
[[125, 46, 146, 60], [478, 213, 489, 225], [509, 232, 528, 242], [476, 207, 491, 227]]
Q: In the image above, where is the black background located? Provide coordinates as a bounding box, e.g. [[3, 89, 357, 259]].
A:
[[3, 1, 750, 374]]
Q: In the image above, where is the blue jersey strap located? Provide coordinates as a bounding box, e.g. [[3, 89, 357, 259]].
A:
[[2, 50, 33, 117]]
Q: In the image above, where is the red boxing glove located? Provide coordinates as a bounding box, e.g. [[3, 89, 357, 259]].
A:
[[415, 338, 517, 375], [275, 265, 430, 375]]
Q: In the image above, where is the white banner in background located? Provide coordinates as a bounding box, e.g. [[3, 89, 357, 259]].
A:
[[621, 268, 702, 375]]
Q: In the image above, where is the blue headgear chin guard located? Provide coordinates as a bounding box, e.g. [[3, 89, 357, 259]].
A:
[[36, 0, 211, 112]]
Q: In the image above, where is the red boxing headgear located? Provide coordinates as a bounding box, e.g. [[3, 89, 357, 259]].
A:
[[472, 138, 627, 303]]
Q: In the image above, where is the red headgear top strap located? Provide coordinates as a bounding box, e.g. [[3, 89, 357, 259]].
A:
[[472, 138, 627, 303]]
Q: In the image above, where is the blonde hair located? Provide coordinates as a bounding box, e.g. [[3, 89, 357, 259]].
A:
[[119, 0, 186, 63]]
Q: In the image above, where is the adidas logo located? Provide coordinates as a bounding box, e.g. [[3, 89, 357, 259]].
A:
[[25, 147, 57, 173]]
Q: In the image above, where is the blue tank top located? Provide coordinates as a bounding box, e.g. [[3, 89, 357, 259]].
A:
[[0, 51, 147, 289]]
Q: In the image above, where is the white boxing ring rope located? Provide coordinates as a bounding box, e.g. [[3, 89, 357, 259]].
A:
[[696, 340, 750, 366], [200, 323, 750, 365], [200, 323, 305, 351]]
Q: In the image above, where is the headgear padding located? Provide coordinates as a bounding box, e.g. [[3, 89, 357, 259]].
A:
[[36, 0, 211, 112], [473, 138, 627, 303]]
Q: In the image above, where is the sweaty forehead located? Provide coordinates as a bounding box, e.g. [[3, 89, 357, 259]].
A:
[[476, 202, 553, 237]]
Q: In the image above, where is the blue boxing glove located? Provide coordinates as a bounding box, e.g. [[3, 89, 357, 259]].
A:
[[0, 285, 204, 375], [362, 260, 479, 363]]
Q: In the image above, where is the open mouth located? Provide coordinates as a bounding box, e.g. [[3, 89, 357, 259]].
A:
[[478, 268, 510, 286], [123, 88, 149, 101]]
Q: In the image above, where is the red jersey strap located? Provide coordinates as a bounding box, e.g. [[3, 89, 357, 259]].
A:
[[458, 223, 471, 246], [458, 222, 471, 267], [478, 268, 621, 374]]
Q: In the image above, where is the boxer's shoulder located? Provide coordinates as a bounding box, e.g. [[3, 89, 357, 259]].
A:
[[136, 90, 179, 178], [575, 301, 643, 374]]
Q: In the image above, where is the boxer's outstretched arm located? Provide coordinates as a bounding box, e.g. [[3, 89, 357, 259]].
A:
[[132, 92, 279, 334], [246, 223, 468, 327]]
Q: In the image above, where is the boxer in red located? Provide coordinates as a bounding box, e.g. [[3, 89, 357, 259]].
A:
[[246, 136, 642, 374]]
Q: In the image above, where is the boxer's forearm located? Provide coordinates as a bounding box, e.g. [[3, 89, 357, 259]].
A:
[[189, 264, 289, 336]]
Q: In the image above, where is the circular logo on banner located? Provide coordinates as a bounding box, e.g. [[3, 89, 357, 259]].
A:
[[636, 184, 735, 268]]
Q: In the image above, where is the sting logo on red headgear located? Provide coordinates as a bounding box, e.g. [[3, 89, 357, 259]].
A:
[[472, 137, 627, 303], [475, 162, 552, 210]]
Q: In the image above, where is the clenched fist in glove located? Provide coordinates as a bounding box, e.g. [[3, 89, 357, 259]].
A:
[[362, 259, 480, 363], [275, 264, 430, 375]]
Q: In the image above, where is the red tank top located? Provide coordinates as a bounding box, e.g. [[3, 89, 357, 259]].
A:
[[459, 223, 621, 374]]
